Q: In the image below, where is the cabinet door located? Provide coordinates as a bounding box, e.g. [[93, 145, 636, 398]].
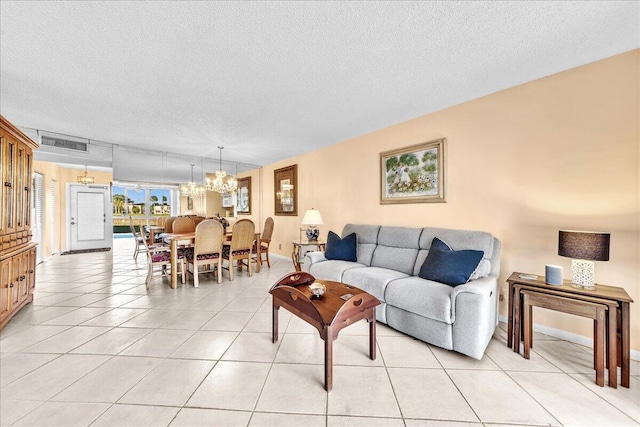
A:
[[18, 251, 29, 303], [0, 259, 11, 323], [10, 256, 20, 307], [0, 136, 5, 236], [24, 151, 32, 228], [2, 137, 17, 235], [15, 145, 24, 231], [28, 248, 36, 294]]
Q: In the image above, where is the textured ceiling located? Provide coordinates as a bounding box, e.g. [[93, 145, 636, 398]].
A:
[[1, 1, 638, 168]]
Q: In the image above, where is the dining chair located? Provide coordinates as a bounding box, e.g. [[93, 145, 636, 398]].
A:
[[129, 216, 149, 260], [252, 217, 274, 268], [172, 217, 196, 234], [141, 228, 185, 289], [156, 216, 167, 227], [185, 220, 224, 287], [164, 216, 178, 233], [222, 219, 255, 280], [191, 216, 206, 226]]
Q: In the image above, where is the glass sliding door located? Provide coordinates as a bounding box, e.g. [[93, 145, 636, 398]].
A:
[[112, 183, 178, 234]]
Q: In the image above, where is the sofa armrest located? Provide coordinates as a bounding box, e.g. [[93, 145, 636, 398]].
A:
[[450, 276, 496, 299], [302, 251, 327, 273], [450, 276, 499, 359]]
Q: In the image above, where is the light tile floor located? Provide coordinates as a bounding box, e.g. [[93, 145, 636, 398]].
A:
[[1, 238, 638, 427]]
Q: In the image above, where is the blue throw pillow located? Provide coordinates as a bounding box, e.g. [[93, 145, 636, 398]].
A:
[[419, 237, 484, 286], [325, 231, 357, 262]]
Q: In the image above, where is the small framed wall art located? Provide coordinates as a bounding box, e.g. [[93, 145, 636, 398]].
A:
[[380, 138, 446, 204], [222, 193, 233, 208], [274, 164, 297, 216], [237, 176, 251, 214]]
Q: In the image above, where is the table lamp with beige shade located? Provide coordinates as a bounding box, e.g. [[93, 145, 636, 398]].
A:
[[301, 209, 323, 241]]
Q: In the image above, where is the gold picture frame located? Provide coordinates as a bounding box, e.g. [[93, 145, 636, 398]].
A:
[[380, 138, 446, 204], [274, 164, 297, 216], [237, 176, 251, 214]]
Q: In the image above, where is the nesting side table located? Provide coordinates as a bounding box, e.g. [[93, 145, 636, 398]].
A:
[[507, 272, 633, 388]]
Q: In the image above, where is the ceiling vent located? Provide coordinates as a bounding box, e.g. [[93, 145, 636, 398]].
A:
[[41, 136, 88, 152]]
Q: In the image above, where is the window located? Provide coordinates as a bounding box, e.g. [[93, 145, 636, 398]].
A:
[[112, 186, 126, 216], [149, 189, 171, 216], [128, 188, 146, 216], [112, 184, 178, 233]]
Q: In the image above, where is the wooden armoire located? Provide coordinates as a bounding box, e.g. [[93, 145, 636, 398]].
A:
[[1, 115, 38, 330]]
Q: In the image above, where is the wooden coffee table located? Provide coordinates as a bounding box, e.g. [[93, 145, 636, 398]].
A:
[[269, 272, 380, 391]]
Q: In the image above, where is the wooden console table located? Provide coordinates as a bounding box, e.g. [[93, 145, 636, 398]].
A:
[[269, 272, 380, 391], [507, 272, 633, 388]]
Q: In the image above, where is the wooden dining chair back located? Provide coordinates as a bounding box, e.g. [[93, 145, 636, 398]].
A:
[[172, 217, 196, 234], [129, 216, 149, 260], [185, 220, 224, 287], [164, 216, 177, 233], [222, 219, 255, 280], [141, 228, 185, 289], [156, 216, 167, 227], [191, 216, 206, 226], [252, 217, 274, 268], [260, 217, 274, 268]]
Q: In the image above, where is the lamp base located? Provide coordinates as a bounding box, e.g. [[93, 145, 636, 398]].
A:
[[306, 227, 319, 241], [570, 259, 596, 290]]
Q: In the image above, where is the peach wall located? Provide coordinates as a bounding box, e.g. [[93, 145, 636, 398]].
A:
[[32, 161, 113, 257], [257, 50, 640, 351]]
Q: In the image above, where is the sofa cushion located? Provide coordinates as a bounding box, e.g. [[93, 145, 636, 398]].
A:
[[325, 231, 357, 262], [415, 227, 495, 279], [385, 276, 455, 324], [309, 260, 365, 283], [342, 267, 408, 302], [343, 224, 380, 266], [419, 238, 484, 286], [370, 226, 421, 275]]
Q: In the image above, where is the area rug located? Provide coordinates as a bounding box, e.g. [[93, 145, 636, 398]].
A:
[[60, 248, 112, 255]]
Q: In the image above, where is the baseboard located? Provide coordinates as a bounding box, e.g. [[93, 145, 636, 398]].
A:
[[270, 253, 291, 262], [498, 314, 639, 361]]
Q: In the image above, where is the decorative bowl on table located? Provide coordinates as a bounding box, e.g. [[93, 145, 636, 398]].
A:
[[308, 282, 326, 298]]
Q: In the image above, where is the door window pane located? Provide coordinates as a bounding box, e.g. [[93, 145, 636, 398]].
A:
[[128, 188, 146, 217], [150, 189, 171, 216]]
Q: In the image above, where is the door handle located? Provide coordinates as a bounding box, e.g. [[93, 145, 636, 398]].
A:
[[71, 222, 76, 225]]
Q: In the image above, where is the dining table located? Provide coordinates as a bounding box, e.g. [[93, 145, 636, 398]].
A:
[[144, 225, 165, 244], [162, 231, 262, 288]]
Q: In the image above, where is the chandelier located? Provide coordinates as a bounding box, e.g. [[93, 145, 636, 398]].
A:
[[180, 164, 205, 198], [205, 146, 237, 194], [77, 165, 95, 185]]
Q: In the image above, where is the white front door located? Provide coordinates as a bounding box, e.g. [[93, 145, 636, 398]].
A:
[[67, 184, 112, 251]]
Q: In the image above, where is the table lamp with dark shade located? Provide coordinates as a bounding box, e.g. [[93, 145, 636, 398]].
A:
[[558, 230, 610, 290]]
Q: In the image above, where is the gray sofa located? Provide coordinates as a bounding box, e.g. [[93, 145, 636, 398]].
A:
[[304, 224, 501, 359]]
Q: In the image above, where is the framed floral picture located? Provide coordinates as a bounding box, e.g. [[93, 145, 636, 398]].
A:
[[380, 138, 446, 204], [274, 164, 297, 216]]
